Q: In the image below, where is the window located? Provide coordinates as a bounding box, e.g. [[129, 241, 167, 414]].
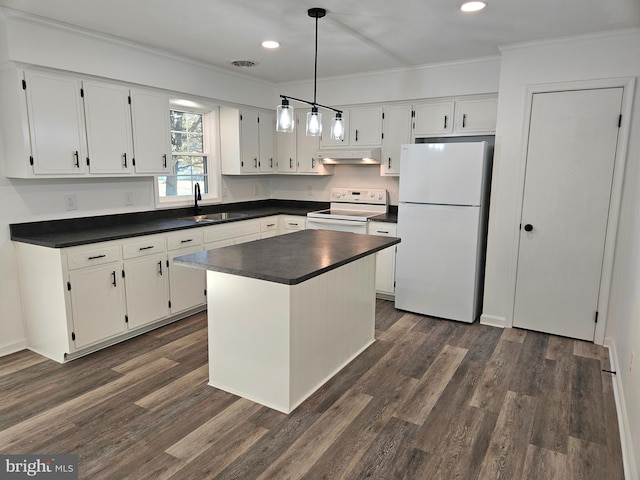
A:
[[157, 109, 209, 199]]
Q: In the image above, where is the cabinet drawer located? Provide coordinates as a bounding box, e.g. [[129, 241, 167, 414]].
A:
[[166, 230, 203, 251], [66, 243, 121, 270], [122, 235, 166, 259], [202, 219, 260, 244], [281, 216, 305, 231], [260, 216, 279, 233], [368, 222, 397, 237]]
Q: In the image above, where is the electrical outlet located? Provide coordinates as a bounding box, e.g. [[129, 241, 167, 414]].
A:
[[64, 193, 77, 211], [124, 192, 133, 206], [307, 185, 313, 196], [253, 184, 259, 196], [631, 351, 635, 373]]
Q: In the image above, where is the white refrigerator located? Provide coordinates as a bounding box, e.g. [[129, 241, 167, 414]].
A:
[[394, 142, 491, 323]]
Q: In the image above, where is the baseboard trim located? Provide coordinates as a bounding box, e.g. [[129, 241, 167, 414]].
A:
[[480, 314, 506, 328], [604, 338, 638, 480], [0, 339, 28, 358]]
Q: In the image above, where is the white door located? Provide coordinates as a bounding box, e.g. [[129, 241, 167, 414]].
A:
[[513, 88, 623, 341], [130, 89, 172, 174], [168, 245, 206, 314], [124, 253, 170, 329]]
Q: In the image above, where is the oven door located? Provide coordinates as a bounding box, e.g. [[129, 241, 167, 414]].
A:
[[306, 217, 368, 234]]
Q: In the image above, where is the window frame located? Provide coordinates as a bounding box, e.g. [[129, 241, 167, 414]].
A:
[[154, 102, 221, 209]]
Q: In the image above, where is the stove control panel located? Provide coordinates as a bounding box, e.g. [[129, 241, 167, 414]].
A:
[[330, 188, 388, 205]]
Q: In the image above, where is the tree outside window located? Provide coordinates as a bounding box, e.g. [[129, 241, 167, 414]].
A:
[[158, 109, 208, 197]]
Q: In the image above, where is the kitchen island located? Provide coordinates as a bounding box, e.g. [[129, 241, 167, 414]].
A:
[[175, 229, 400, 413]]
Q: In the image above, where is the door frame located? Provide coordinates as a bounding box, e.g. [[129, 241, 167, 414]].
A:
[[508, 77, 635, 344]]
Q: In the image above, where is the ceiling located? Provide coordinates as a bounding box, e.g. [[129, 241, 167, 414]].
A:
[[0, 0, 639, 84]]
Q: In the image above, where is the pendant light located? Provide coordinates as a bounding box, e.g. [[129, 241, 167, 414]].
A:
[[276, 7, 344, 140]]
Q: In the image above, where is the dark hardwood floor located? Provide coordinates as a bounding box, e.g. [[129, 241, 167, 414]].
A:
[[0, 300, 624, 479]]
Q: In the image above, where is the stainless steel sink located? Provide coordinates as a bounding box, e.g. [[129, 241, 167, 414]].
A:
[[180, 212, 249, 223]]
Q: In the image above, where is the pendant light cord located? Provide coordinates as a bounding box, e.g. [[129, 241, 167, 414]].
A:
[[313, 13, 318, 106]]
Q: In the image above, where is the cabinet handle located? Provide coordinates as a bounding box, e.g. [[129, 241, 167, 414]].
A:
[[158, 261, 163, 276], [462, 113, 467, 128], [376, 230, 390, 234], [311, 158, 315, 168], [111, 270, 117, 287], [139, 246, 154, 251], [180, 239, 194, 244], [444, 115, 448, 129], [270, 158, 273, 168], [388, 157, 391, 169], [267, 223, 276, 227], [163, 154, 167, 168], [289, 158, 293, 169], [73, 151, 80, 168], [288, 222, 298, 227], [254, 158, 258, 169], [123, 153, 128, 168], [355, 129, 359, 142], [88, 254, 106, 260]]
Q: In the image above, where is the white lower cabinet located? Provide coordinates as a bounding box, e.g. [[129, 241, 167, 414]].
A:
[[123, 251, 170, 329], [166, 230, 206, 315], [368, 222, 397, 298], [68, 262, 126, 349]]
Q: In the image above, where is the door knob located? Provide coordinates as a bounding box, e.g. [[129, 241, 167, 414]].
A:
[[524, 224, 534, 232]]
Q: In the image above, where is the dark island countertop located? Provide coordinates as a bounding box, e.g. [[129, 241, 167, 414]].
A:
[[174, 229, 401, 285]]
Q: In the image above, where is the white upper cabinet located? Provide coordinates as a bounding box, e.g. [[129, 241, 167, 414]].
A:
[[319, 106, 383, 149], [413, 101, 455, 137], [83, 80, 134, 174], [130, 89, 172, 174], [276, 130, 297, 172], [454, 97, 498, 134], [412, 96, 498, 138], [349, 106, 383, 146], [23, 70, 87, 175], [381, 104, 412, 176], [258, 110, 276, 172], [220, 106, 275, 175], [296, 109, 332, 175]]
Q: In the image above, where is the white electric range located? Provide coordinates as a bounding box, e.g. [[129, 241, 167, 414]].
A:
[[307, 188, 388, 234]]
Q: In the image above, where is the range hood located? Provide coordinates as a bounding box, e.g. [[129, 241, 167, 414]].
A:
[[316, 148, 381, 165]]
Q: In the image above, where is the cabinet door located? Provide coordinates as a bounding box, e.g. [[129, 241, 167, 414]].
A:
[[381, 105, 412, 176], [276, 131, 297, 172], [368, 222, 397, 296], [258, 111, 276, 172], [350, 106, 383, 146], [296, 110, 320, 173], [455, 98, 498, 134], [69, 263, 126, 349], [241, 109, 260, 173], [413, 101, 454, 137], [83, 81, 133, 174], [130, 89, 172, 174], [319, 108, 349, 148], [124, 252, 169, 329], [24, 71, 87, 175], [168, 245, 206, 314]]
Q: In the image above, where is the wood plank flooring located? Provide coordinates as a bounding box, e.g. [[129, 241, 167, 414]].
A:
[[0, 300, 624, 479]]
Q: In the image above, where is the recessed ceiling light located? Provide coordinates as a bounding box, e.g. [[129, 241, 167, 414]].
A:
[[261, 40, 280, 49], [460, 1, 487, 12]]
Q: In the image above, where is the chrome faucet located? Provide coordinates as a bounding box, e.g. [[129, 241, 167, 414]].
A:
[[194, 182, 202, 215]]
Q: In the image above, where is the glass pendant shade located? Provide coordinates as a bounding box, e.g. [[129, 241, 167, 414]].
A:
[[306, 108, 322, 136], [276, 101, 294, 132], [330, 113, 344, 141]]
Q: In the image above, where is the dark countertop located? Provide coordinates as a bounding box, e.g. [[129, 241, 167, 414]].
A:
[[9, 200, 328, 248], [174, 229, 401, 285]]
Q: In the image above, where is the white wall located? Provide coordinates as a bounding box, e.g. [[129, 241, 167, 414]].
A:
[[482, 29, 640, 477]]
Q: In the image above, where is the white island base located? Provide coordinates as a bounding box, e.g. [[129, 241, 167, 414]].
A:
[[207, 255, 376, 414]]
